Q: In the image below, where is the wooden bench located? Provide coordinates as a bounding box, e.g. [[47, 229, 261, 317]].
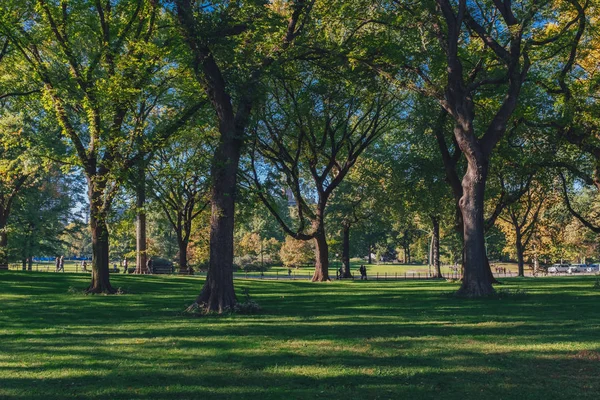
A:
[[152, 265, 174, 274]]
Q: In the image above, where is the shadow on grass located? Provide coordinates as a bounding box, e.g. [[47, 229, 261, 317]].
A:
[[0, 271, 599, 399]]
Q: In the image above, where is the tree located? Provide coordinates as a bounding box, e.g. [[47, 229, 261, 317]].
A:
[[8, 168, 75, 270], [62, 220, 92, 260], [327, 158, 388, 278], [0, 116, 37, 268], [251, 70, 394, 281], [106, 194, 136, 264], [497, 179, 546, 276], [382, 111, 455, 278], [381, 0, 581, 296], [0, 56, 50, 268], [1, 1, 201, 292], [148, 131, 211, 274], [173, 0, 313, 311], [524, 1, 599, 232], [279, 236, 314, 269]]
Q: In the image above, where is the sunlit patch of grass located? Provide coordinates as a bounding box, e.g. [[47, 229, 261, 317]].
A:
[[0, 271, 599, 399]]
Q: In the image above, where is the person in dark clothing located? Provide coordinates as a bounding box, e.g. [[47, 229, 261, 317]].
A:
[[146, 258, 153, 274]]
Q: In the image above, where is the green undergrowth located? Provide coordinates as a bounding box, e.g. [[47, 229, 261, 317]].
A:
[[1, 272, 599, 399]]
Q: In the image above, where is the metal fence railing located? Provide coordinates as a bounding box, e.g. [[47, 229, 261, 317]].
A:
[[3, 264, 597, 280]]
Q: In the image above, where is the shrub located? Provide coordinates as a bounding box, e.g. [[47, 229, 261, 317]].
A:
[[234, 255, 262, 271], [280, 236, 314, 268]]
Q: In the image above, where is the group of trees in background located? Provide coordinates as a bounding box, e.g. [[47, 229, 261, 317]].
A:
[[0, 0, 599, 312]]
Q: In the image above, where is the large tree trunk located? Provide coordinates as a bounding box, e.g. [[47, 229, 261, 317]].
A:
[[436, 116, 499, 285], [312, 230, 330, 281], [86, 184, 115, 294], [457, 161, 495, 297], [515, 231, 525, 277], [178, 237, 189, 274], [88, 212, 114, 293], [28, 256, 33, 271], [455, 203, 500, 285], [341, 224, 352, 278], [135, 167, 148, 274], [195, 129, 240, 313], [431, 215, 442, 278]]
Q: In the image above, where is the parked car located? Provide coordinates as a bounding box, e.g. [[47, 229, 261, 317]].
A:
[[548, 264, 570, 273], [568, 264, 586, 273], [585, 264, 599, 273]]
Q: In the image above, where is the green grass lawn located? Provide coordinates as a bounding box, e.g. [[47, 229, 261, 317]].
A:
[[1, 272, 599, 399]]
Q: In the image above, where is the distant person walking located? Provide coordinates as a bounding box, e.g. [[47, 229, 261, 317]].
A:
[[123, 258, 128, 274], [359, 265, 367, 280], [146, 257, 153, 274], [55, 256, 60, 272], [58, 256, 65, 272], [81, 260, 88, 272]]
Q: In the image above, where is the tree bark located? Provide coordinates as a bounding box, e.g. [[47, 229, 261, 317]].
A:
[[178, 237, 189, 274], [135, 166, 148, 274], [195, 128, 240, 312], [86, 184, 115, 294], [456, 161, 495, 297], [431, 215, 442, 278], [312, 230, 330, 281], [341, 224, 352, 278], [515, 231, 525, 277], [88, 213, 114, 293], [28, 257, 33, 271], [435, 116, 499, 284]]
